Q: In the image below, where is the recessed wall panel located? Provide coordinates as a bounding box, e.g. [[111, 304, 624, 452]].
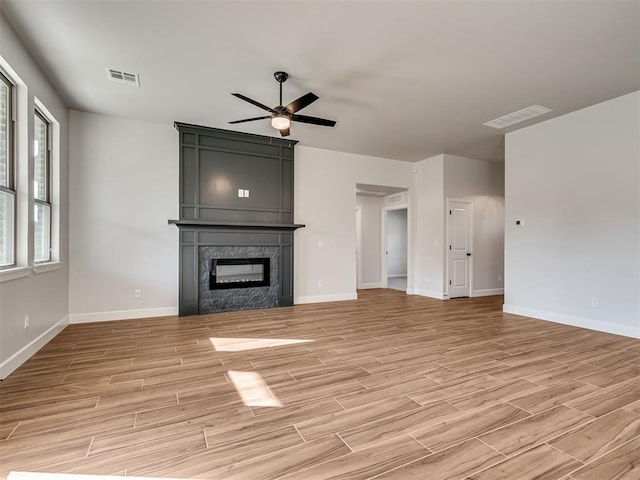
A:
[[198, 150, 280, 209], [182, 146, 197, 206]]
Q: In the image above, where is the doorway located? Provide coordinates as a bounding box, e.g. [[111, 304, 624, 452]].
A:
[[447, 199, 473, 298], [355, 184, 409, 292], [383, 207, 408, 292], [355, 206, 362, 289]]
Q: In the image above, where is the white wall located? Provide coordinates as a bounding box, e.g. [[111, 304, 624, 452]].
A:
[[409, 154, 504, 299], [444, 154, 505, 295], [411, 155, 446, 298], [505, 91, 640, 338], [386, 208, 407, 276], [0, 13, 69, 378], [67, 117, 415, 315], [294, 146, 414, 303], [68, 111, 179, 322], [355, 195, 384, 288]]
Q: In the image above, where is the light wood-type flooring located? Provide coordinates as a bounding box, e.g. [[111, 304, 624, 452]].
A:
[[1, 289, 640, 480]]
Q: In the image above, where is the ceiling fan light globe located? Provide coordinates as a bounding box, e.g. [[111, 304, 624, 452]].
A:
[[271, 115, 291, 130]]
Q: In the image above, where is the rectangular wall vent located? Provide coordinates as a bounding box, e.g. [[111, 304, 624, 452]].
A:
[[483, 105, 552, 129], [387, 194, 403, 204], [106, 68, 140, 86]]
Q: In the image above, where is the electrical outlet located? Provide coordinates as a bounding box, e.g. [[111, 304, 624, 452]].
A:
[[498, 274, 502, 282], [317, 280, 324, 288], [24, 314, 29, 329], [591, 297, 599, 308], [134, 289, 142, 298]]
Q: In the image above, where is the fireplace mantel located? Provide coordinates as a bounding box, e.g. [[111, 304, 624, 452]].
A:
[[168, 219, 304, 231]]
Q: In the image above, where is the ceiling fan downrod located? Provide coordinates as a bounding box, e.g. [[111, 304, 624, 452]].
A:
[[274, 71, 288, 107]]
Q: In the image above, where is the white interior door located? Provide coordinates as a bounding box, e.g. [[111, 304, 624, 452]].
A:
[[447, 200, 472, 298]]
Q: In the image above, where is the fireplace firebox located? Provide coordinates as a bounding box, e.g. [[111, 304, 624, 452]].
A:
[[210, 258, 270, 290]]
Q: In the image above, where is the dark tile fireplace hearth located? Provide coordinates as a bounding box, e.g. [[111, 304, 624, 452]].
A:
[[201, 247, 278, 312], [170, 123, 304, 315]]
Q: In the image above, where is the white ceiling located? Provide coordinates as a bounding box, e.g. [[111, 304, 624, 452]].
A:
[[1, 0, 638, 162]]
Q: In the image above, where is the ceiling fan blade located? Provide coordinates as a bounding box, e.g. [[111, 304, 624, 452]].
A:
[[291, 114, 336, 127], [231, 93, 277, 113], [228, 115, 271, 124], [285, 92, 319, 114], [279, 127, 290, 137]]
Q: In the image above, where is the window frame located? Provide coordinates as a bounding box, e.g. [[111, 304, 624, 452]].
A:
[[33, 107, 52, 263], [0, 69, 16, 268]]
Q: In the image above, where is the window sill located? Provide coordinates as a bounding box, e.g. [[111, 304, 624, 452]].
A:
[[33, 261, 62, 274], [0, 266, 31, 283]]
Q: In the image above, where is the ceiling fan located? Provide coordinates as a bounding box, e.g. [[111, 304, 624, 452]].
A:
[[229, 71, 336, 137]]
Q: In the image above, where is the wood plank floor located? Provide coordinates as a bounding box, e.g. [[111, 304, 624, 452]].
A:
[[1, 289, 640, 480]]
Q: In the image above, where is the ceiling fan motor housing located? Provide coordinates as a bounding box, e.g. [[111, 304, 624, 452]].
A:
[[274, 71, 289, 83]]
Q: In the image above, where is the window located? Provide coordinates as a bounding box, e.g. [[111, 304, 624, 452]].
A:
[[0, 71, 15, 267], [34, 109, 51, 262], [0, 58, 60, 280]]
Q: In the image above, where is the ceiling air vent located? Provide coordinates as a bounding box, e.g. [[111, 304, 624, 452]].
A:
[[483, 105, 551, 129], [106, 68, 140, 86]]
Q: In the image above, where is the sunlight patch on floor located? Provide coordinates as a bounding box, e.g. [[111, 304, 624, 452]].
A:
[[227, 370, 282, 407], [209, 337, 312, 352]]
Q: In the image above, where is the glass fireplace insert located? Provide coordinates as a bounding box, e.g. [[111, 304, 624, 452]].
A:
[[210, 257, 270, 290]]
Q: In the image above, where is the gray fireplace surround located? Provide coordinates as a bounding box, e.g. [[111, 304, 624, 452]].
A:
[[170, 123, 303, 315]]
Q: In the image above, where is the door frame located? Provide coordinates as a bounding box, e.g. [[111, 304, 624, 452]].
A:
[[446, 198, 473, 298], [381, 204, 408, 289]]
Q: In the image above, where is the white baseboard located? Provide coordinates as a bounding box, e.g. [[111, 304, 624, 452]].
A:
[[295, 293, 358, 304], [407, 288, 445, 300], [359, 283, 383, 289], [69, 306, 178, 324], [503, 304, 640, 339], [0, 315, 70, 380], [472, 288, 504, 297]]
